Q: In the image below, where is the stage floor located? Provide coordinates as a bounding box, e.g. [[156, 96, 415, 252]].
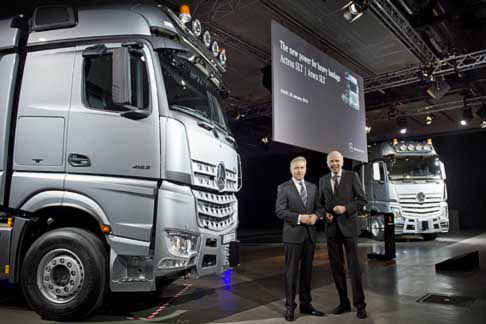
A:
[[1, 231, 485, 324]]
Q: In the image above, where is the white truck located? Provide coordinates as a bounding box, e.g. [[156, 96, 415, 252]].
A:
[[354, 139, 449, 240], [0, 2, 241, 320]]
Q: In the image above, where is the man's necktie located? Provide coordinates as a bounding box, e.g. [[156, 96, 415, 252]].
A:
[[299, 181, 307, 207], [332, 175, 340, 194]]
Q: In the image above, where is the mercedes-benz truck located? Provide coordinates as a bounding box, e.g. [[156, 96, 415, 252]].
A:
[[355, 139, 448, 240], [0, 2, 241, 320]]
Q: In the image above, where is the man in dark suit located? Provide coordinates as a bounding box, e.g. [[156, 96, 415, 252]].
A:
[[317, 150, 368, 319], [275, 156, 325, 321]]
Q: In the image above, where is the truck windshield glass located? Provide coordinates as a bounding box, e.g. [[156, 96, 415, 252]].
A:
[[387, 156, 443, 180], [158, 50, 228, 132]]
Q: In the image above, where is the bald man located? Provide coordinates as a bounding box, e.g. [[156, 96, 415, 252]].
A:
[[317, 150, 368, 319]]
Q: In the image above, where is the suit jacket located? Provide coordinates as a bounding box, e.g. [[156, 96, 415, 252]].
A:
[[275, 179, 318, 244], [317, 170, 367, 238]]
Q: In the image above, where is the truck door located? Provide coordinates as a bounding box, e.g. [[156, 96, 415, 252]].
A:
[[0, 19, 20, 208], [66, 43, 160, 179]]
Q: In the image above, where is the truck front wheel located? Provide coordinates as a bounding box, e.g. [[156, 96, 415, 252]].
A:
[[21, 227, 107, 321], [370, 216, 385, 241]]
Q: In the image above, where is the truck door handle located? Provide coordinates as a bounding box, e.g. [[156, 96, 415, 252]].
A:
[[68, 154, 91, 167]]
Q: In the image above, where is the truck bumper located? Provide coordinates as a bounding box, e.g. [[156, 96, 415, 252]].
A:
[[395, 217, 449, 234]]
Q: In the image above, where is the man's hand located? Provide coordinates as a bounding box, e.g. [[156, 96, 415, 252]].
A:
[[333, 205, 347, 215], [299, 214, 310, 225], [326, 213, 333, 223], [308, 214, 318, 225]]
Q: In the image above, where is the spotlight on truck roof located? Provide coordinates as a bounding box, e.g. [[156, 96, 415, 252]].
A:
[[203, 30, 211, 48], [211, 41, 219, 57], [218, 48, 227, 66], [191, 19, 202, 37]]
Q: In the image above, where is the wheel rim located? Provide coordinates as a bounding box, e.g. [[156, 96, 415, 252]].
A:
[[37, 248, 85, 304], [371, 219, 382, 238]]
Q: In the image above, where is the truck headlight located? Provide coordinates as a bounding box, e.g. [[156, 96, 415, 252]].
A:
[[391, 207, 405, 222], [440, 206, 449, 220], [167, 232, 198, 257]]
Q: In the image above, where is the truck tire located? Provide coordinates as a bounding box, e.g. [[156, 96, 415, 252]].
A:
[[370, 216, 385, 241], [422, 234, 438, 241], [21, 227, 107, 321]]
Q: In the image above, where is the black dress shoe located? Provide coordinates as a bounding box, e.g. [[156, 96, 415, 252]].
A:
[[331, 305, 351, 315], [284, 308, 295, 321], [357, 308, 367, 319], [300, 304, 325, 316]]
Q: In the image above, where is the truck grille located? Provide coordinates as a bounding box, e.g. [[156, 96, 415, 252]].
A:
[[193, 189, 237, 231], [398, 193, 442, 217], [192, 160, 238, 192]]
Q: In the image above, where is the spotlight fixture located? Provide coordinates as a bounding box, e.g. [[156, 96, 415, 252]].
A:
[[342, 0, 370, 23], [481, 121, 486, 129], [417, 63, 435, 83], [397, 116, 407, 134], [261, 136, 269, 144], [365, 125, 371, 134], [425, 114, 434, 125], [426, 78, 450, 100]]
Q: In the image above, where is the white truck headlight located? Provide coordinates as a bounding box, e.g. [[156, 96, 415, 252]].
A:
[[440, 206, 449, 220], [391, 207, 405, 222], [167, 232, 198, 257]]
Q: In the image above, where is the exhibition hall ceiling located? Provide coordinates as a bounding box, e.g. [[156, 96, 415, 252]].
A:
[[161, 0, 486, 144]]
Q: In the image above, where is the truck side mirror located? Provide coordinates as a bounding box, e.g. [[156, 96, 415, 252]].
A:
[[439, 161, 446, 180], [112, 47, 131, 105], [372, 162, 382, 182]]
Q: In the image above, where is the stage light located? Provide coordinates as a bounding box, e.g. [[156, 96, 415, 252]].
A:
[[397, 117, 407, 134], [426, 79, 450, 100], [342, 0, 370, 23], [365, 125, 371, 134], [261, 137, 269, 144], [481, 121, 486, 128], [417, 63, 435, 83], [425, 114, 434, 125]]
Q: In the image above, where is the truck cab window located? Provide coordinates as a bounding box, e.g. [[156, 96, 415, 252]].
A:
[[84, 51, 149, 111], [158, 50, 229, 132]]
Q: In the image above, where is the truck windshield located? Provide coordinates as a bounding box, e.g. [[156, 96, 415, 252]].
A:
[[387, 156, 443, 180], [158, 50, 229, 132]]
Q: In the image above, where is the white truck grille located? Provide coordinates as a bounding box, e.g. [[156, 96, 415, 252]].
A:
[[398, 192, 442, 217], [193, 189, 237, 231], [192, 160, 238, 192]]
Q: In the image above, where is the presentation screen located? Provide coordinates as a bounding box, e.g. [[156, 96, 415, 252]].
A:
[[271, 20, 368, 162]]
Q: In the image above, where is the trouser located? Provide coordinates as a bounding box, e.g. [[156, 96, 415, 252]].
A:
[[284, 230, 315, 309], [327, 225, 366, 309]]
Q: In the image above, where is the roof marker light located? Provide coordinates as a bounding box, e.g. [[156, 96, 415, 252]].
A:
[[179, 4, 191, 24]]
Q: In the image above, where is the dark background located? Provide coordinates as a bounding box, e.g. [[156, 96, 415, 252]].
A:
[[236, 130, 486, 231]]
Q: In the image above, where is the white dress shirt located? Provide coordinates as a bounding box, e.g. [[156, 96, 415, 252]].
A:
[[292, 178, 306, 224]]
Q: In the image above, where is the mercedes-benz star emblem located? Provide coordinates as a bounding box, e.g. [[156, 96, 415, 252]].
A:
[[216, 162, 226, 191], [417, 192, 426, 203]]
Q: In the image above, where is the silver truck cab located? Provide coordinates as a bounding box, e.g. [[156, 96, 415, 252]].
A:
[[0, 2, 240, 320], [355, 139, 449, 240]]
